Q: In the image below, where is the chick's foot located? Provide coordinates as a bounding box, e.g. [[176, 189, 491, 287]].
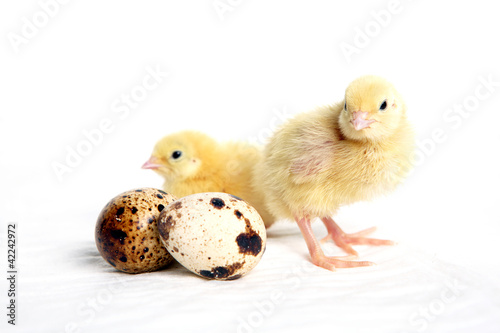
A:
[[311, 253, 374, 271], [320, 217, 395, 256], [295, 216, 375, 271]]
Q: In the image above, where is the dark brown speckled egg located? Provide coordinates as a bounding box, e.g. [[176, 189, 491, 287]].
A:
[[95, 188, 177, 273]]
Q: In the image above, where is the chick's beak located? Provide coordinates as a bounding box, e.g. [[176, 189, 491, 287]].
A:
[[141, 156, 163, 170], [351, 111, 376, 130]]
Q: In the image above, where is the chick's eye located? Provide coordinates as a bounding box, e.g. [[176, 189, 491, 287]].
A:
[[171, 151, 182, 159], [379, 100, 387, 111], [344, 101, 347, 110]]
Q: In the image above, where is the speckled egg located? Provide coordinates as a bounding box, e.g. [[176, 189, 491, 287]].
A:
[[158, 192, 267, 280], [95, 188, 177, 273]]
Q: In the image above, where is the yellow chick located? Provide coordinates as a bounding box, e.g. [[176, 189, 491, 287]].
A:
[[142, 130, 275, 227], [254, 75, 415, 271]]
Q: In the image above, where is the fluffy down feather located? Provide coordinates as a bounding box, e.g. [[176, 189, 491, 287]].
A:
[[143, 130, 275, 227], [253, 75, 414, 270]]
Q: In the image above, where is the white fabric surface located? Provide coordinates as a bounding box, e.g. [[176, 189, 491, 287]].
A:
[[6, 216, 500, 333], [2, 1, 500, 332]]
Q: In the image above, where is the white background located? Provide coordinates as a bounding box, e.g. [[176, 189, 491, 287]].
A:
[[1, 1, 499, 332]]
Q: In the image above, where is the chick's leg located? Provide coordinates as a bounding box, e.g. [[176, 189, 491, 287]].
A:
[[320, 217, 395, 256], [294, 216, 373, 271]]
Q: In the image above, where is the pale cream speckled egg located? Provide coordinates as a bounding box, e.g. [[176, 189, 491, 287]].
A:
[[158, 192, 267, 280]]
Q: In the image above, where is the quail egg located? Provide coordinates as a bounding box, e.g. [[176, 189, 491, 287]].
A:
[[95, 188, 177, 273], [158, 192, 266, 280]]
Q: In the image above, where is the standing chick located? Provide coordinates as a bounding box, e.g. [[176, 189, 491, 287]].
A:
[[254, 75, 414, 271], [142, 130, 275, 227]]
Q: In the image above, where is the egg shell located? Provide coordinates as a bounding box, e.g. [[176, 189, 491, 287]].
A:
[[158, 192, 267, 280], [95, 188, 177, 273]]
